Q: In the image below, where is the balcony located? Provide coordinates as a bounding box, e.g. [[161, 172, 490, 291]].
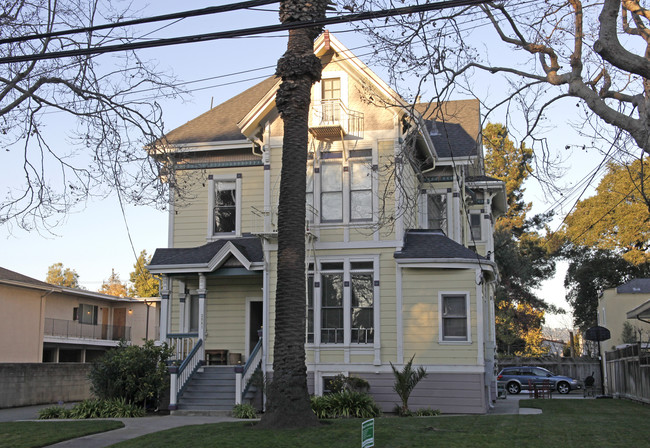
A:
[[44, 318, 131, 343], [310, 99, 364, 140]]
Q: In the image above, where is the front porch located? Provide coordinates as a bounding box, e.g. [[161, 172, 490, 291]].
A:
[[148, 236, 267, 412]]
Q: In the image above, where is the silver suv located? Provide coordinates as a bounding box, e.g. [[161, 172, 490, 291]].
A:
[[497, 366, 580, 395]]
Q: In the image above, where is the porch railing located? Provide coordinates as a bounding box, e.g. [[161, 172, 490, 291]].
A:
[[167, 333, 200, 362], [44, 318, 131, 342], [168, 338, 203, 410], [236, 337, 263, 405]]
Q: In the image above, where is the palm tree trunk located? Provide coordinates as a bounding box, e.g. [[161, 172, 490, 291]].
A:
[[258, 0, 327, 429]]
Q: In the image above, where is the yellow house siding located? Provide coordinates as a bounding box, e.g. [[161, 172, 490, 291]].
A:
[[171, 165, 265, 248], [204, 276, 263, 358], [402, 268, 478, 365]]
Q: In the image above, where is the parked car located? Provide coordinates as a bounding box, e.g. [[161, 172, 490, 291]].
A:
[[497, 366, 581, 395]]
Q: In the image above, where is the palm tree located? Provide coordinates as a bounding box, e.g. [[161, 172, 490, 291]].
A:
[[390, 355, 428, 415], [258, 0, 329, 429]]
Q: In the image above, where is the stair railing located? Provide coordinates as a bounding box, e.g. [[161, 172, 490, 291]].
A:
[[235, 337, 263, 405], [168, 338, 203, 410]]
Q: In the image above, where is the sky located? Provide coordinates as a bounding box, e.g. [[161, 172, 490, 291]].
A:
[[0, 0, 606, 328]]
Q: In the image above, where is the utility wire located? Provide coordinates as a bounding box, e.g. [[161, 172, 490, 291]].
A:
[[0, 0, 492, 64], [0, 0, 280, 45]]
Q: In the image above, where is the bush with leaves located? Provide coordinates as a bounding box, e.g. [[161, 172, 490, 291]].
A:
[[88, 340, 173, 409], [326, 374, 370, 394], [310, 390, 381, 419], [39, 398, 145, 419], [391, 355, 427, 416], [232, 403, 258, 419]]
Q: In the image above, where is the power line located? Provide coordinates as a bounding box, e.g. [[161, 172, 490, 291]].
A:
[[0, 0, 492, 64], [0, 0, 280, 46]]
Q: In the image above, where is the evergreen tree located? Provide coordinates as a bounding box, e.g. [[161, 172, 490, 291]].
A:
[[129, 250, 159, 298], [99, 269, 128, 298]]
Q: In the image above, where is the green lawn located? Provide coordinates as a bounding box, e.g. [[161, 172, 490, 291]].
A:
[[111, 399, 649, 448], [0, 420, 124, 448]]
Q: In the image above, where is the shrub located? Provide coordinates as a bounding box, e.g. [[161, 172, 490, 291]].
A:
[[415, 408, 441, 416], [232, 403, 258, 419], [88, 340, 173, 408], [326, 374, 370, 394], [39, 399, 145, 419], [310, 390, 381, 419], [38, 405, 71, 419]]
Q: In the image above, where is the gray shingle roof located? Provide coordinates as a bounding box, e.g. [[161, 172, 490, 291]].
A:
[[394, 230, 486, 260], [414, 99, 480, 159], [163, 76, 279, 145], [617, 278, 650, 294], [0, 266, 52, 288], [150, 236, 263, 268]]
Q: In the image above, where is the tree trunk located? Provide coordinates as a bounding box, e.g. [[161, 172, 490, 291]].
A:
[[258, 0, 327, 429]]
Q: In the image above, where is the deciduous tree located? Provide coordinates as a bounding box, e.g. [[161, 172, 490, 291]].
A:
[[46, 262, 79, 288], [0, 0, 181, 231]]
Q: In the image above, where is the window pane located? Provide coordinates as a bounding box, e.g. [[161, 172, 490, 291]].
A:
[[428, 194, 447, 231], [321, 262, 344, 271], [443, 318, 467, 338], [214, 181, 237, 233], [189, 295, 199, 332], [306, 164, 314, 193], [322, 192, 343, 221], [350, 162, 372, 189], [351, 274, 373, 307], [351, 191, 372, 220], [322, 78, 341, 100], [351, 308, 373, 329], [321, 164, 342, 192], [322, 274, 343, 306], [351, 261, 374, 270], [443, 296, 466, 317], [470, 214, 482, 240], [306, 275, 314, 343]]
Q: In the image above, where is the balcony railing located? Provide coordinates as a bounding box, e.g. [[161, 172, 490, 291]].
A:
[[310, 99, 364, 139], [44, 318, 131, 342]]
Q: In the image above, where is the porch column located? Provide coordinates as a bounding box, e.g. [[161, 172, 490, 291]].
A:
[[160, 275, 170, 341], [198, 273, 207, 360], [178, 280, 186, 333]]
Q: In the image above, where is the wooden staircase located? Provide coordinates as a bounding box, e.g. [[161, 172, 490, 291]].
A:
[[175, 366, 236, 415]]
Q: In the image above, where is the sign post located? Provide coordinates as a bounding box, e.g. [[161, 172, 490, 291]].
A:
[[361, 418, 374, 448]]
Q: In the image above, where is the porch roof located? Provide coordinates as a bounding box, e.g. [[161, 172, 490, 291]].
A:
[[394, 229, 490, 263], [148, 236, 263, 274], [626, 298, 650, 321]]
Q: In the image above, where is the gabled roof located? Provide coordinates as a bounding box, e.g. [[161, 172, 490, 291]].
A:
[[148, 236, 263, 274], [394, 229, 490, 263], [162, 76, 279, 145], [414, 99, 480, 159], [617, 278, 650, 294]]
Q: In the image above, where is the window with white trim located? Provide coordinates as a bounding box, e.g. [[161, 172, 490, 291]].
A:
[[440, 293, 469, 342], [208, 175, 242, 237], [321, 162, 343, 222], [308, 259, 376, 345], [470, 213, 482, 241], [349, 160, 373, 221]]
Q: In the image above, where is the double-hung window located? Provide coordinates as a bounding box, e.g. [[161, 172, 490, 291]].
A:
[[208, 175, 241, 237], [427, 193, 447, 232], [320, 265, 344, 344], [349, 160, 373, 221], [350, 262, 374, 343], [440, 293, 469, 342], [470, 213, 482, 241], [308, 259, 377, 345], [321, 163, 343, 222]]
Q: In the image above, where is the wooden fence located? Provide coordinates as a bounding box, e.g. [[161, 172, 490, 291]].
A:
[[605, 344, 650, 403]]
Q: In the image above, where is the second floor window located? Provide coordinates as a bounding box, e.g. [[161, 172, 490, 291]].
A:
[[470, 213, 482, 241], [321, 162, 343, 222], [427, 193, 447, 232], [350, 161, 372, 221], [214, 181, 237, 234]]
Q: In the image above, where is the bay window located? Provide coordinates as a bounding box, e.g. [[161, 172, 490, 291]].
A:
[[427, 193, 447, 232]]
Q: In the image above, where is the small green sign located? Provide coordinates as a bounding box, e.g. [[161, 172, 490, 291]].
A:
[[361, 418, 374, 448]]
